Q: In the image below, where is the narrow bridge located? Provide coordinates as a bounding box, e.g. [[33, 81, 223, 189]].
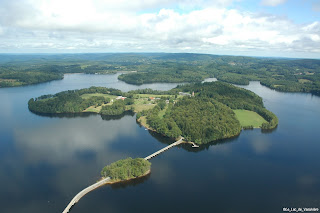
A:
[[62, 177, 111, 213], [63, 137, 198, 213], [144, 137, 185, 160]]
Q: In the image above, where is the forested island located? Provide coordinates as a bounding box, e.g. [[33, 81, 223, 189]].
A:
[[28, 82, 278, 145], [101, 158, 151, 181], [1, 53, 320, 96]]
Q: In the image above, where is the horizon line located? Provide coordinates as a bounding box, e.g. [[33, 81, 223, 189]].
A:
[[0, 52, 319, 60]]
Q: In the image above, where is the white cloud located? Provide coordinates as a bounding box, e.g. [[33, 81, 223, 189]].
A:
[[260, 0, 287, 7], [0, 0, 319, 57]]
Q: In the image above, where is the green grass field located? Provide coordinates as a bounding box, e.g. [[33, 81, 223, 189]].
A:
[[81, 93, 118, 100], [158, 105, 167, 118], [83, 106, 101, 113], [132, 104, 155, 113], [134, 98, 152, 105], [133, 94, 174, 98], [233, 109, 267, 128], [298, 79, 312, 84]]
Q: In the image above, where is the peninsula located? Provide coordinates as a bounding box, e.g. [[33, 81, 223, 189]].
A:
[[28, 81, 278, 145]]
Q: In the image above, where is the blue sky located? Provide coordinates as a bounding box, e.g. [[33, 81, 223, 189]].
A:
[[0, 0, 319, 58]]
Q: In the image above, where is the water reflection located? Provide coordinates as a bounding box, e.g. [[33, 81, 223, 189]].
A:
[[249, 134, 272, 154], [29, 111, 97, 118], [101, 111, 135, 121], [29, 110, 135, 121], [147, 131, 175, 146], [261, 126, 278, 134], [110, 173, 151, 190], [14, 115, 137, 165], [297, 175, 318, 188], [173, 135, 240, 153]]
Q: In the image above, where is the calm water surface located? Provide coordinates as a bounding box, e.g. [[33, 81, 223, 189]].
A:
[[0, 75, 319, 213]]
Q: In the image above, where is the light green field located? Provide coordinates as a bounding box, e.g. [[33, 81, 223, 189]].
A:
[[81, 93, 118, 100], [80, 64, 90, 69], [83, 102, 113, 113], [158, 105, 167, 118], [132, 104, 156, 113], [134, 94, 174, 98], [83, 106, 101, 113], [273, 85, 283, 88], [134, 98, 152, 105], [298, 79, 312, 84], [233, 110, 267, 128]]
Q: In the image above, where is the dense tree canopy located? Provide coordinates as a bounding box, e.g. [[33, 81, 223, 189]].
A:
[[101, 158, 151, 181], [100, 100, 126, 116], [170, 97, 241, 143]]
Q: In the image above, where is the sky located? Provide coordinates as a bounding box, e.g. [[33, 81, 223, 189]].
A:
[[0, 0, 319, 58]]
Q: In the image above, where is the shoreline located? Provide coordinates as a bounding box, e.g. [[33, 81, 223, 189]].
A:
[[99, 169, 151, 185], [136, 116, 183, 141], [136, 116, 241, 146]]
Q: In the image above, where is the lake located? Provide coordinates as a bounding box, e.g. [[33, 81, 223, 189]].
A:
[[0, 74, 319, 213]]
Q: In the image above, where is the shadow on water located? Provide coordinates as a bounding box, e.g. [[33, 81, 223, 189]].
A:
[[145, 128, 240, 153], [261, 125, 278, 134], [29, 110, 135, 120], [110, 172, 151, 190], [147, 131, 176, 145], [29, 111, 98, 118], [30, 108, 241, 154], [100, 111, 135, 121], [178, 134, 240, 153]]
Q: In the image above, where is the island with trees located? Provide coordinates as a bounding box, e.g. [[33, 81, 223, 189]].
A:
[[28, 81, 278, 145], [101, 158, 151, 181]]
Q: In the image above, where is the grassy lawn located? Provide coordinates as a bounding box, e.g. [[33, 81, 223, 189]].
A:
[[83, 106, 101, 113], [83, 103, 112, 113], [81, 93, 118, 100], [158, 105, 167, 118], [132, 103, 155, 112], [80, 64, 90, 69], [273, 85, 283, 88], [298, 79, 312, 84], [234, 109, 267, 128], [134, 94, 174, 98], [134, 98, 151, 105]]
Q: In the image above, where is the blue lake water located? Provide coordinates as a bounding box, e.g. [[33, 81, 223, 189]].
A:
[[0, 75, 319, 213]]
